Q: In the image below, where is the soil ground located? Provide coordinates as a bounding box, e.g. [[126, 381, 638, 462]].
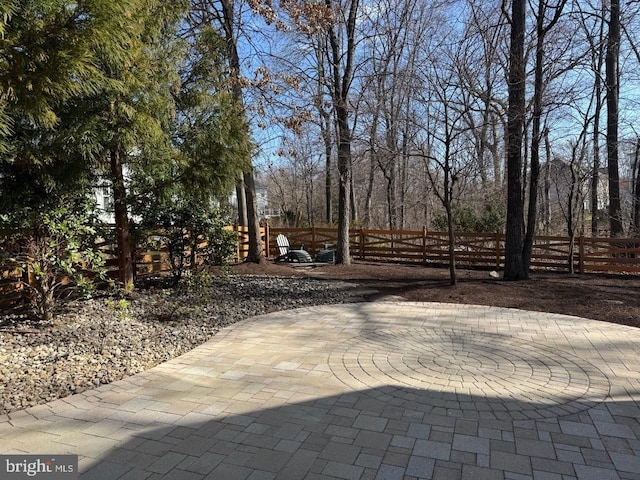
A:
[[229, 260, 640, 329]]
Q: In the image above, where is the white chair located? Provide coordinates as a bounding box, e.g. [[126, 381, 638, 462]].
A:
[[275, 234, 312, 263], [276, 234, 290, 256]]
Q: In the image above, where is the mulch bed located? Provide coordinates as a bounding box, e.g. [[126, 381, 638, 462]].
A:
[[229, 260, 640, 329]]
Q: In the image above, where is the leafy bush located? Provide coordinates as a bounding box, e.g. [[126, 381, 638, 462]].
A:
[[0, 200, 107, 321], [137, 199, 236, 283], [432, 203, 505, 233]]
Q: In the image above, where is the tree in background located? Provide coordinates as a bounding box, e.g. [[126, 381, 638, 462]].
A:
[[188, 0, 264, 263], [271, 0, 361, 262], [575, 2, 606, 237], [418, 38, 476, 286], [522, 0, 568, 272]]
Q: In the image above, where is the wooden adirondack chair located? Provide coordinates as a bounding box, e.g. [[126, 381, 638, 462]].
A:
[[275, 234, 313, 263]]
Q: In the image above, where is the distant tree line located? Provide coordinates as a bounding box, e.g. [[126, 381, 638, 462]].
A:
[[244, 0, 640, 281]]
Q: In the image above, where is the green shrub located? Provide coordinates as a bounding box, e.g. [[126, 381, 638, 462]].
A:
[[432, 203, 505, 233], [137, 199, 236, 283], [0, 200, 107, 321]]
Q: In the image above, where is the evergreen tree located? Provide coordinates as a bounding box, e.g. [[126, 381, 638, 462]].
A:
[[2, 1, 248, 291], [1, 1, 104, 203]]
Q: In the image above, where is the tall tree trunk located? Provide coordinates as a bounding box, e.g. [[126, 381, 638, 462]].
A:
[[364, 112, 379, 227], [349, 156, 357, 223], [591, 45, 603, 237], [312, 36, 334, 226], [400, 130, 410, 229], [632, 138, 640, 234], [243, 169, 264, 262], [544, 128, 551, 234], [382, 154, 398, 231], [322, 114, 333, 225], [306, 174, 314, 227], [523, 3, 544, 273], [444, 157, 457, 286], [235, 174, 247, 227], [221, 0, 264, 261], [606, 0, 624, 236], [591, 90, 602, 236], [110, 144, 134, 289], [523, 0, 566, 271], [363, 155, 375, 227], [504, 0, 527, 280], [336, 104, 352, 264], [326, 0, 358, 265]]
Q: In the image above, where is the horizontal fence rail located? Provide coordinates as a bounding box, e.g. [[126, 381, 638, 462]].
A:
[[2, 226, 640, 307], [267, 227, 640, 274]]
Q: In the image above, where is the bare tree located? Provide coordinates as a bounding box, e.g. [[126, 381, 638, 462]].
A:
[[461, 0, 509, 191], [356, 0, 433, 230], [575, 1, 606, 237], [266, 136, 321, 226], [249, 0, 640, 245], [414, 38, 475, 285], [323, 0, 359, 264], [553, 138, 589, 272], [523, 0, 568, 272], [543, 127, 552, 234], [310, 36, 335, 225]]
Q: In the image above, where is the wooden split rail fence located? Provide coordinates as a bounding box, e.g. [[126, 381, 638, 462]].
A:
[[266, 227, 640, 274], [3, 226, 640, 307]]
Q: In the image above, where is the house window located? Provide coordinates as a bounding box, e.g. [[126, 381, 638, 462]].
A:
[[102, 187, 114, 211]]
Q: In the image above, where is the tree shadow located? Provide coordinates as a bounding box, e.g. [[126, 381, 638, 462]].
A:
[[79, 379, 640, 479], [10, 301, 640, 479]]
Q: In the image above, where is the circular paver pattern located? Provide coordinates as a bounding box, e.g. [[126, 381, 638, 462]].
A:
[[328, 326, 611, 419]]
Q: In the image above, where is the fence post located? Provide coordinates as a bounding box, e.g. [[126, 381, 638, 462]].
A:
[[234, 222, 239, 262], [495, 232, 501, 269], [422, 226, 427, 264], [360, 229, 365, 260], [264, 223, 270, 258]]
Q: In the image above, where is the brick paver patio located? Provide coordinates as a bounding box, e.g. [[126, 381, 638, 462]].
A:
[[1, 302, 640, 479]]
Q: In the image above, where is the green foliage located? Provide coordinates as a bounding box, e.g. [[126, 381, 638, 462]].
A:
[[432, 203, 506, 233], [0, 1, 249, 297], [0, 0, 133, 150], [153, 270, 215, 322], [0, 198, 107, 322], [129, 26, 252, 208], [106, 298, 131, 312], [105, 298, 131, 321], [136, 199, 237, 283]]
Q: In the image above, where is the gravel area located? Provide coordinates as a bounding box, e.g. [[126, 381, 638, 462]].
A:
[[0, 275, 358, 414]]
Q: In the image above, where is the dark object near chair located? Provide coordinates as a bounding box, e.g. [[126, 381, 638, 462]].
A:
[[314, 249, 335, 263]]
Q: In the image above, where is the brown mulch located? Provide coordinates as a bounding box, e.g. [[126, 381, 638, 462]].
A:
[[228, 260, 640, 329]]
